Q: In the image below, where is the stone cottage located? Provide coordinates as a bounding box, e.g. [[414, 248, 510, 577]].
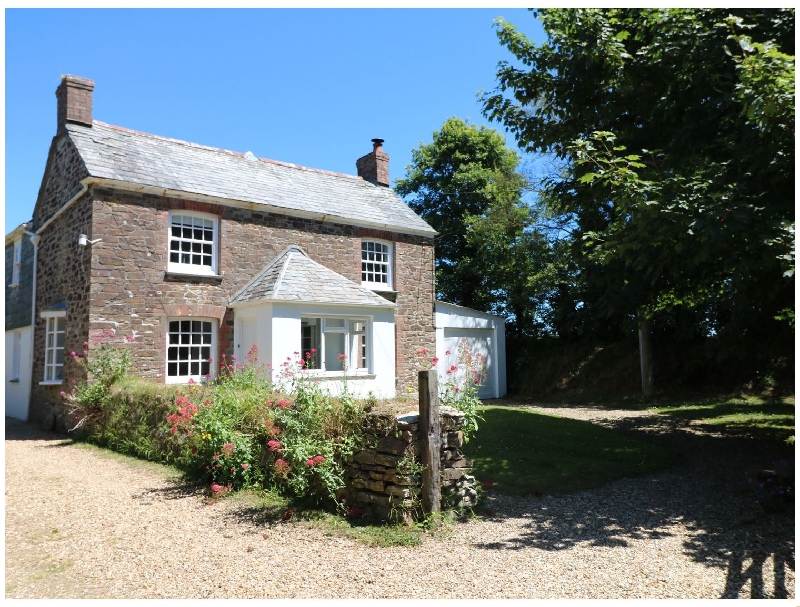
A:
[[26, 75, 439, 430]]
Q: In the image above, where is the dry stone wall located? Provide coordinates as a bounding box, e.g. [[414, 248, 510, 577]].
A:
[[340, 406, 477, 521]]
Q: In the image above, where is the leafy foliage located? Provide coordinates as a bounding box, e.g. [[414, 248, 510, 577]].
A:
[[481, 8, 795, 387], [395, 117, 561, 338]]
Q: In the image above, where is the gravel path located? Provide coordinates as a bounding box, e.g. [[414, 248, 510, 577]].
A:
[[5, 405, 795, 599]]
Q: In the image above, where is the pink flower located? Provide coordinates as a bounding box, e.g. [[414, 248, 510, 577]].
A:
[[276, 399, 290, 408], [59, 390, 67, 397], [170, 427, 177, 434], [70, 351, 77, 357], [241, 463, 248, 470], [306, 459, 315, 467], [431, 357, 439, 365], [207, 357, 213, 364], [268, 440, 283, 452], [445, 350, 451, 356], [83, 341, 89, 347], [311, 348, 317, 354], [125, 335, 133, 343], [313, 455, 325, 465]]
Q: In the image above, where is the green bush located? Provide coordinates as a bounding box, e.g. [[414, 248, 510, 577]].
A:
[[66, 342, 369, 509]]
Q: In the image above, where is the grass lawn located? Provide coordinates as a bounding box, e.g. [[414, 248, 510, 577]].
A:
[[651, 395, 795, 442], [462, 405, 677, 495]]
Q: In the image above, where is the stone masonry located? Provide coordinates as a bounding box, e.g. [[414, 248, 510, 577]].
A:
[[30, 185, 435, 429], [339, 406, 477, 521]]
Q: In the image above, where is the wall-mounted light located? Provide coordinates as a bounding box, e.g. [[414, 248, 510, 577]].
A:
[[78, 234, 102, 247]]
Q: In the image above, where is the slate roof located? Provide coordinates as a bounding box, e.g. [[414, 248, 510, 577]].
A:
[[229, 246, 395, 308], [66, 121, 436, 237]]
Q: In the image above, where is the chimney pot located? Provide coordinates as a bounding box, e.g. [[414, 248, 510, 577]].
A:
[[356, 138, 390, 187], [56, 75, 95, 134]]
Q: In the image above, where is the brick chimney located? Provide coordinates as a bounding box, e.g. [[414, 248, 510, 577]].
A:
[[56, 75, 94, 134], [356, 138, 390, 187]]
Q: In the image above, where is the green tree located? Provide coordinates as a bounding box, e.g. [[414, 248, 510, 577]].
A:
[[395, 117, 555, 338], [481, 9, 795, 388]]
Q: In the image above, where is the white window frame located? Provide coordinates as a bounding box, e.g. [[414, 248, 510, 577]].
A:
[[300, 315, 371, 374], [10, 238, 21, 287], [11, 330, 21, 381], [167, 212, 219, 276], [166, 317, 217, 384], [40, 311, 66, 384], [361, 240, 393, 291]]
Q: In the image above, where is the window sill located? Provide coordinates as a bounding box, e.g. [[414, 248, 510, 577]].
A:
[[9, 378, 19, 383], [164, 271, 223, 285], [39, 380, 64, 386], [9, 282, 19, 289], [303, 372, 377, 382], [363, 284, 396, 293]]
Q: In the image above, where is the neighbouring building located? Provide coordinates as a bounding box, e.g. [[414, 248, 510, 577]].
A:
[[5, 222, 36, 420]]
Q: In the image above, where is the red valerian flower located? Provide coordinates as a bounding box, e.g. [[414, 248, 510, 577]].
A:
[[267, 440, 283, 453], [306, 459, 315, 467], [241, 463, 249, 470], [313, 455, 325, 465]]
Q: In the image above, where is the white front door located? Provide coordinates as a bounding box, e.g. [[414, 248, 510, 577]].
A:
[[236, 318, 258, 366]]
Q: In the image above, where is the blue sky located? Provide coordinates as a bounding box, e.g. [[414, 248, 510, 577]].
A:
[[4, 8, 545, 233]]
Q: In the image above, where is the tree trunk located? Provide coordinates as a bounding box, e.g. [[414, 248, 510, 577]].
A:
[[637, 308, 654, 402]]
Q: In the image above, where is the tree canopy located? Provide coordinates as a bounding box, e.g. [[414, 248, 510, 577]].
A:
[[480, 8, 794, 384], [395, 117, 559, 338]]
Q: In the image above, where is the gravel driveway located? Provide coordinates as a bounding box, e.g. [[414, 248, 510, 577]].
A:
[[5, 404, 795, 599]]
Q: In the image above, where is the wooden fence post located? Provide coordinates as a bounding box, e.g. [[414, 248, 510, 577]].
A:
[[418, 369, 441, 515]]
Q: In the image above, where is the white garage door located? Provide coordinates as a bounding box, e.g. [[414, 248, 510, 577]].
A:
[[442, 328, 495, 399]]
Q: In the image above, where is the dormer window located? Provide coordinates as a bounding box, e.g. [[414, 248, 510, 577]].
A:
[[168, 212, 218, 276], [361, 240, 393, 290]]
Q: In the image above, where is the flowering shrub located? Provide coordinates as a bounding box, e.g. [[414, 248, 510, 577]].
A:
[[157, 349, 367, 505], [417, 339, 485, 441], [62, 334, 367, 509], [61, 329, 132, 431]]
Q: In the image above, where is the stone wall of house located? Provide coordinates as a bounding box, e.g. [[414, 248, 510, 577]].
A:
[[32, 136, 90, 228], [29, 194, 95, 429], [339, 406, 477, 521], [86, 189, 435, 392]]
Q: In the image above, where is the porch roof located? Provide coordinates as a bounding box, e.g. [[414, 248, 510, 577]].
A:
[[229, 246, 396, 308]]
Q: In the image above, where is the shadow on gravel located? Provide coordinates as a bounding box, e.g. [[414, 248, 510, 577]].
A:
[[473, 410, 795, 599], [4, 417, 69, 442]]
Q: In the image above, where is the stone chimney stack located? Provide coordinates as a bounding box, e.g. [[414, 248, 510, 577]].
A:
[[56, 75, 94, 134], [356, 138, 390, 187]]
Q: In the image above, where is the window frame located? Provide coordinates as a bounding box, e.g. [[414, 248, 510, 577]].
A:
[[40, 311, 66, 385], [167, 212, 219, 277], [11, 330, 21, 381], [165, 317, 217, 384], [300, 315, 371, 374], [361, 240, 393, 291], [10, 238, 21, 287]]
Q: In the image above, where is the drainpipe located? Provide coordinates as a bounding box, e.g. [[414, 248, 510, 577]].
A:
[[24, 180, 90, 403], [35, 181, 89, 236]]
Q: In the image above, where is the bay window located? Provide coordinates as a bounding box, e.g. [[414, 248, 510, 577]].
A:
[[300, 316, 369, 372]]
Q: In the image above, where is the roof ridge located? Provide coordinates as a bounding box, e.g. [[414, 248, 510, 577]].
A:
[[90, 121, 363, 182]]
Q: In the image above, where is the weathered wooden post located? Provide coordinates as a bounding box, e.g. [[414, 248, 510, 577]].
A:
[[418, 368, 441, 515]]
